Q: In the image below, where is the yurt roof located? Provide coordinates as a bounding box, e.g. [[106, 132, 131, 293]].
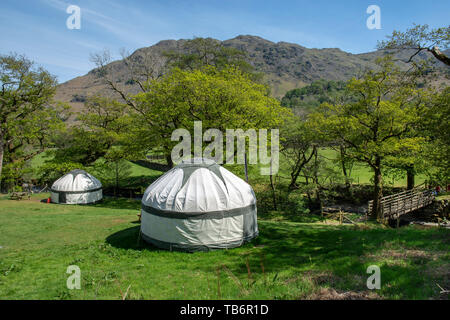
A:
[[142, 158, 255, 213], [51, 169, 102, 192]]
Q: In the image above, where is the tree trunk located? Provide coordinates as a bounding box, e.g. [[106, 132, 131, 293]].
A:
[[269, 156, 277, 210], [244, 152, 249, 183], [430, 46, 450, 66], [0, 137, 4, 190], [288, 169, 300, 190], [115, 161, 119, 197], [288, 147, 316, 191], [269, 174, 277, 211], [165, 153, 174, 168], [341, 156, 349, 185], [304, 175, 312, 203], [317, 188, 323, 217], [339, 145, 351, 195], [371, 158, 383, 221], [312, 149, 323, 214], [406, 167, 415, 190]]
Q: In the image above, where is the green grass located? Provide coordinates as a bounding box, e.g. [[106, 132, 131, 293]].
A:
[[0, 195, 448, 300], [28, 147, 424, 189], [223, 149, 426, 190], [27, 150, 161, 188], [28, 149, 160, 178]]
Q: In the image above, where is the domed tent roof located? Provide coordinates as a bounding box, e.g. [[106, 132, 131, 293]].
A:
[[141, 158, 258, 251], [50, 170, 103, 204]]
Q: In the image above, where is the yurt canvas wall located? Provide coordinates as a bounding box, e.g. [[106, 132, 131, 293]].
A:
[[50, 170, 103, 205]]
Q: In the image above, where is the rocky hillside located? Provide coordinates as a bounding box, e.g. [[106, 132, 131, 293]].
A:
[[55, 35, 449, 113]]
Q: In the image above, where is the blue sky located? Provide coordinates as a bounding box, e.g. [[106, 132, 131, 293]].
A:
[[1, 0, 449, 83]]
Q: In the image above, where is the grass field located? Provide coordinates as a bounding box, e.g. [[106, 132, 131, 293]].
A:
[[28, 148, 425, 190], [0, 194, 448, 300], [29, 151, 161, 180]]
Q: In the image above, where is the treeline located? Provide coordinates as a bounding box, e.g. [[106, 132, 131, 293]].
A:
[[281, 79, 347, 114], [0, 39, 289, 194], [281, 56, 449, 220]]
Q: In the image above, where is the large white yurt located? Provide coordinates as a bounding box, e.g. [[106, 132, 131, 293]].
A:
[[140, 158, 258, 252], [50, 169, 103, 204]]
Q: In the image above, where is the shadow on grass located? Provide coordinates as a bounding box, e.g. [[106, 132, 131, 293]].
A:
[[104, 214, 449, 298], [207, 222, 448, 298], [105, 220, 449, 264], [258, 211, 323, 223], [106, 225, 160, 252], [92, 197, 141, 211], [121, 174, 161, 189]]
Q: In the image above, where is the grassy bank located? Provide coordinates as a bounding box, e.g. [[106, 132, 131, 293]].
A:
[[0, 195, 448, 300]]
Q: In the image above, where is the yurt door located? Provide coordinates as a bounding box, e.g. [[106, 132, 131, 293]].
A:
[[59, 192, 66, 204]]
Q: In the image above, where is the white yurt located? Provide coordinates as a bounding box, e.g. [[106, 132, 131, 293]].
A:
[[50, 169, 103, 204], [140, 158, 258, 252]]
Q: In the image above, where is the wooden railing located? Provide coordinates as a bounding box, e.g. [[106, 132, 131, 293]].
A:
[[368, 189, 435, 220]]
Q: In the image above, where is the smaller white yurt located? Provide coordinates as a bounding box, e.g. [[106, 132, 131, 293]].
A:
[[50, 169, 103, 204], [140, 158, 258, 252]]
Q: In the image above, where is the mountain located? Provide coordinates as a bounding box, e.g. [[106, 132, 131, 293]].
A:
[[55, 35, 449, 113]]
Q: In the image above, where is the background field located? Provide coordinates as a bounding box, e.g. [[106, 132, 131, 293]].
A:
[[29, 148, 426, 189]]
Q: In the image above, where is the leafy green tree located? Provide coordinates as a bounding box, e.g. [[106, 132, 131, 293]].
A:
[[93, 155, 132, 196], [90, 38, 261, 117], [378, 24, 450, 66], [0, 53, 61, 187], [50, 127, 112, 166], [49, 96, 131, 167], [281, 80, 348, 114], [128, 66, 290, 166], [383, 118, 430, 190], [421, 87, 450, 186], [36, 161, 84, 186], [309, 57, 426, 220], [280, 118, 317, 190], [164, 37, 257, 77], [300, 147, 342, 214]]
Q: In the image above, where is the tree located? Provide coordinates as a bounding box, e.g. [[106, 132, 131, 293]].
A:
[[421, 87, 450, 186], [50, 127, 113, 166], [48, 95, 132, 167], [280, 118, 317, 190], [164, 37, 257, 77], [309, 56, 426, 220], [281, 80, 347, 115], [90, 37, 259, 112], [89, 39, 267, 167], [93, 154, 132, 196], [378, 24, 450, 66], [383, 115, 430, 191], [0, 53, 60, 187], [300, 147, 342, 214], [127, 66, 289, 166], [36, 161, 85, 186]]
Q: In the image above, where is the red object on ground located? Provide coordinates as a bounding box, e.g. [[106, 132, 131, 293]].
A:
[[47, 197, 51, 203]]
